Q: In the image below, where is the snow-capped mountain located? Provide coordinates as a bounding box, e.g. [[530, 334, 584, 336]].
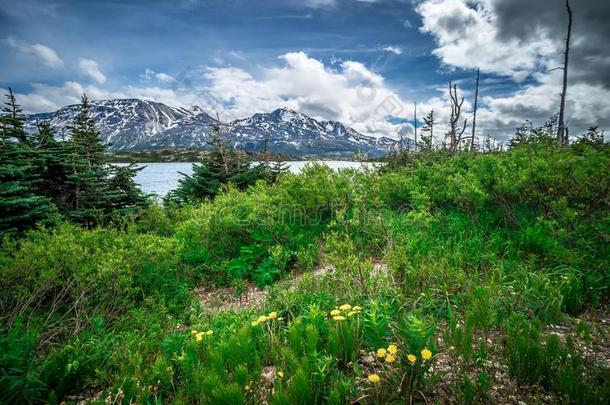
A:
[[26, 99, 402, 157]]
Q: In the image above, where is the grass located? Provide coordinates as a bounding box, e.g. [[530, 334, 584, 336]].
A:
[[0, 141, 609, 404]]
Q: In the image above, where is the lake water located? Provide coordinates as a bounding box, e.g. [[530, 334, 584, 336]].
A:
[[126, 161, 376, 196]]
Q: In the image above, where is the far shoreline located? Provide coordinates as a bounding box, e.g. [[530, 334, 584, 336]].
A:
[[105, 148, 379, 163]]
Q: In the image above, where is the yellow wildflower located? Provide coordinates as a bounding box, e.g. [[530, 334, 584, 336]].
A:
[[333, 315, 346, 321], [257, 315, 268, 323], [251, 320, 259, 327], [385, 354, 396, 363], [387, 344, 397, 354], [421, 348, 432, 360], [347, 311, 357, 317], [277, 317, 284, 322], [339, 304, 352, 311], [352, 306, 362, 311], [330, 309, 341, 316], [407, 354, 417, 364], [191, 330, 198, 335], [367, 374, 381, 383], [195, 332, 204, 342], [376, 348, 387, 358], [206, 330, 213, 336], [268, 311, 278, 319], [277, 371, 284, 378]]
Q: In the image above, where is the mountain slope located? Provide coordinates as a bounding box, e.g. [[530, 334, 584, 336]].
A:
[[26, 99, 402, 156]]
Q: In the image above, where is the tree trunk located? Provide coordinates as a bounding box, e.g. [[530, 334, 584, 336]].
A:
[[471, 68, 480, 152], [413, 102, 417, 151], [557, 0, 572, 145]]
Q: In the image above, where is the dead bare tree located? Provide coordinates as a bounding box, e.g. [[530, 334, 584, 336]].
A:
[[557, 0, 572, 145], [471, 68, 480, 152], [447, 82, 469, 155], [413, 101, 418, 150]]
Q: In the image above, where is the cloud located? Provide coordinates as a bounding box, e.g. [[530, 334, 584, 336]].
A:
[[416, 0, 558, 81], [141, 68, 176, 83], [5, 36, 64, 68], [478, 70, 610, 137], [77, 58, 107, 84], [382, 46, 402, 55], [301, 0, 337, 8], [416, 0, 610, 140], [300, 0, 384, 8], [196, 51, 412, 138], [15, 81, 121, 113]]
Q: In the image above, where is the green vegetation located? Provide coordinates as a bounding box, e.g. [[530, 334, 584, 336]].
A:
[[1, 115, 608, 403], [0, 91, 148, 233]]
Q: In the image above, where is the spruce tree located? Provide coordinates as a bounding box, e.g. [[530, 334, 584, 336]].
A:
[[168, 121, 265, 203], [1, 87, 28, 143], [107, 163, 149, 215], [63, 95, 110, 224], [419, 110, 435, 151], [0, 90, 49, 234], [32, 121, 71, 209], [63, 95, 148, 224]]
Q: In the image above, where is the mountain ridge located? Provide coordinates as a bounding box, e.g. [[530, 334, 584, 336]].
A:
[[26, 99, 403, 157]]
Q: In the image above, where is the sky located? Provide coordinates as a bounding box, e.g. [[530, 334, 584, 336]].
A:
[[1, 0, 609, 142]]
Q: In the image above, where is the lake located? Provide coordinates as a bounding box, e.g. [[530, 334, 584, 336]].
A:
[[125, 161, 377, 196]]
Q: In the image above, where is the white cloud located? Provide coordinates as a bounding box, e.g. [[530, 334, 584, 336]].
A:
[[478, 70, 610, 137], [77, 58, 107, 84], [16, 81, 122, 113], [416, 0, 558, 81], [5, 36, 64, 68], [382, 46, 402, 55], [197, 51, 412, 138], [141, 68, 175, 83], [301, 0, 337, 8]]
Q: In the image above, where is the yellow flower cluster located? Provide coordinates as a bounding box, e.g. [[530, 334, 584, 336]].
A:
[[251, 311, 282, 326], [330, 304, 361, 321], [367, 373, 381, 383], [376, 343, 398, 363], [406, 348, 432, 364], [191, 329, 213, 341]]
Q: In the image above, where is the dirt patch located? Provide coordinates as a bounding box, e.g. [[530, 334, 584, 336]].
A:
[[194, 264, 334, 312], [428, 329, 558, 404], [543, 305, 610, 368]]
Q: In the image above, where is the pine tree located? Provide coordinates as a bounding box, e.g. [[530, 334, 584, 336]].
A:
[[419, 110, 435, 151], [1, 87, 28, 143], [62, 95, 109, 224], [107, 163, 149, 215], [63, 94, 149, 224], [31, 121, 71, 209], [168, 120, 265, 203], [0, 91, 49, 234], [270, 159, 289, 181]]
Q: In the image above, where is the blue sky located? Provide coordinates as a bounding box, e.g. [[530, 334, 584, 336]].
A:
[[1, 0, 608, 141]]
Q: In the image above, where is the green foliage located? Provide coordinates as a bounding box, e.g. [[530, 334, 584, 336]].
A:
[[0, 141, 608, 403], [167, 122, 266, 203], [0, 90, 51, 235], [506, 314, 610, 404]]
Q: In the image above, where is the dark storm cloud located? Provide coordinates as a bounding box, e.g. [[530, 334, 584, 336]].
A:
[[493, 0, 610, 88]]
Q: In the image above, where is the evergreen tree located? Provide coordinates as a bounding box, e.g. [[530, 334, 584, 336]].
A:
[[31, 121, 71, 209], [63, 95, 112, 224], [63, 95, 147, 224], [0, 91, 49, 234], [168, 121, 265, 203], [419, 110, 435, 151], [107, 163, 149, 215], [0, 87, 28, 143]]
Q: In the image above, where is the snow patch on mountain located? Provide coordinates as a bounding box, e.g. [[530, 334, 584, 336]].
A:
[[26, 100, 404, 157]]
